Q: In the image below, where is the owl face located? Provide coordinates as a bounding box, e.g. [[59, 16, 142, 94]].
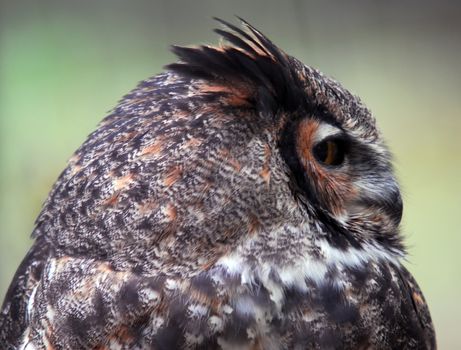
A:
[[277, 101, 403, 250]]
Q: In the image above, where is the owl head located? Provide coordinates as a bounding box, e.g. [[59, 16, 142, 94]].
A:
[[35, 18, 404, 277]]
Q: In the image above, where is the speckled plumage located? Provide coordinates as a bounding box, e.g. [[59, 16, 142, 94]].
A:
[[0, 19, 435, 349]]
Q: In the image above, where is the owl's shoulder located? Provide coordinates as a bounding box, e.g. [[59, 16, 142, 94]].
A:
[[0, 238, 49, 348]]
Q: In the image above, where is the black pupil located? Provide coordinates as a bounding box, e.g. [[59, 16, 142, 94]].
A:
[[313, 138, 346, 166]]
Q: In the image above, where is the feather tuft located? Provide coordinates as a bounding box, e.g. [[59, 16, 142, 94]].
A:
[[165, 18, 305, 113]]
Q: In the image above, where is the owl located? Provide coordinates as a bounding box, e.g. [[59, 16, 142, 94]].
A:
[[0, 18, 435, 349]]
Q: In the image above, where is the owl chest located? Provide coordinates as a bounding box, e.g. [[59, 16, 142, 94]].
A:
[[19, 255, 426, 350], [145, 261, 406, 350]]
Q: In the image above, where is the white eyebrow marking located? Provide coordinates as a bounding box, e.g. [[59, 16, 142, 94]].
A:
[[313, 123, 342, 144]]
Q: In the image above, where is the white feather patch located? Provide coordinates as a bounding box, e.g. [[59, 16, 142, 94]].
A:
[[215, 239, 402, 304]]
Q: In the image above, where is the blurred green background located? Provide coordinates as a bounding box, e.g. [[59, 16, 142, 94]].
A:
[[1, 0, 460, 347]]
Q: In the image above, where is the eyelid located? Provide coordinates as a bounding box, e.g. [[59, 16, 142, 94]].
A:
[[312, 123, 344, 144], [313, 132, 348, 149], [314, 133, 348, 145]]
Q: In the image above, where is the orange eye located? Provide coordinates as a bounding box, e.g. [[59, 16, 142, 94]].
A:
[[313, 138, 346, 166]]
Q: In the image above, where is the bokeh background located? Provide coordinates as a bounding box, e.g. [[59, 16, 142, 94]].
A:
[[1, 0, 460, 347]]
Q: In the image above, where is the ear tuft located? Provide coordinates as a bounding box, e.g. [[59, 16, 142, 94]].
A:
[[165, 18, 305, 112]]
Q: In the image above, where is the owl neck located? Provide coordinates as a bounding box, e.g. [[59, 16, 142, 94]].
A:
[[211, 235, 404, 294]]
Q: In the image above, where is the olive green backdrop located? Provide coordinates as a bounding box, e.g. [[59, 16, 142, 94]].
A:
[[1, 0, 460, 348]]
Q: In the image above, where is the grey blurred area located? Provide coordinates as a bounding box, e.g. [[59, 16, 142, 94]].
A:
[[1, 0, 460, 347]]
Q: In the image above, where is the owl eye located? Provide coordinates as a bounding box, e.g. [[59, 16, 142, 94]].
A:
[[313, 137, 347, 166]]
